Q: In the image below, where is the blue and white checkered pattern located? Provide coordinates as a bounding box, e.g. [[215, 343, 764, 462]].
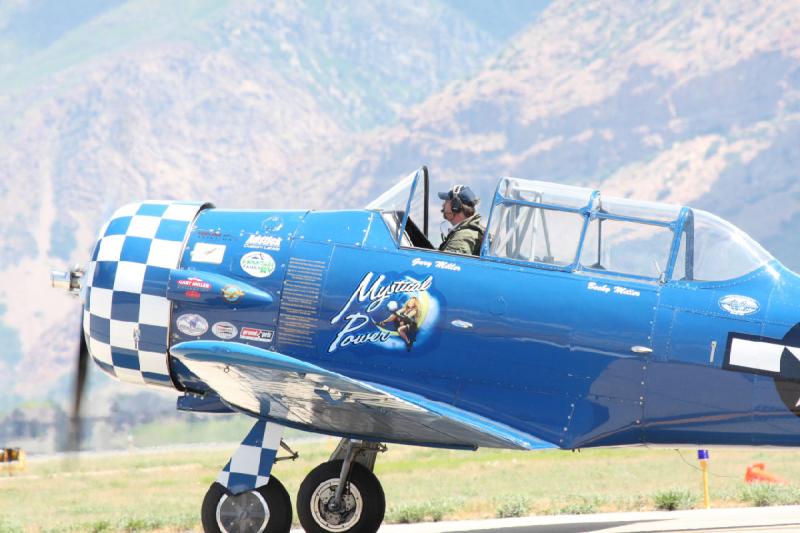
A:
[[218, 420, 284, 494], [82, 201, 207, 387]]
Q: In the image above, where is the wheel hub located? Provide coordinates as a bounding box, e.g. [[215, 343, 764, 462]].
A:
[[216, 491, 269, 533], [311, 479, 363, 531]]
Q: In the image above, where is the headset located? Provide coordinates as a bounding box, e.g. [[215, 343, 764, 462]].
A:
[[450, 185, 465, 213]]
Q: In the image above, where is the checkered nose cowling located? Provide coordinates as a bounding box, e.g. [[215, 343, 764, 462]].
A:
[[82, 201, 210, 388]]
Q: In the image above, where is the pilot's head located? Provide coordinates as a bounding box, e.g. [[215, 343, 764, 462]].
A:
[[438, 185, 478, 225]]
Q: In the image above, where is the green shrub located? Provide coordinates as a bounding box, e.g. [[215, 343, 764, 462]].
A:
[[429, 506, 446, 522], [652, 489, 696, 511], [89, 520, 113, 533], [495, 496, 530, 518], [386, 501, 453, 523], [558, 500, 597, 515], [739, 484, 800, 506], [390, 505, 426, 524]]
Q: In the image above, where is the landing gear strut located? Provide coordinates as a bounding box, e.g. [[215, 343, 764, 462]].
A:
[[200, 421, 295, 533], [297, 439, 386, 533]]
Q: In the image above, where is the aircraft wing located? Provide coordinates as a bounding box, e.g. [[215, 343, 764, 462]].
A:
[[170, 340, 556, 450]]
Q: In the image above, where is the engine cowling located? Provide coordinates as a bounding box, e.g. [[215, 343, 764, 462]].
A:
[[82, 201, 211, 388]]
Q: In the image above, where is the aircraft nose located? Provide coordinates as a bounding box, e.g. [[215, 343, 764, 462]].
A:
[[79, 201, 211, 388]]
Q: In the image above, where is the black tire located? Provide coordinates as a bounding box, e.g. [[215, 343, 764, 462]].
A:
[[297, 460, 385, 533], [201, 476, 292, 533]]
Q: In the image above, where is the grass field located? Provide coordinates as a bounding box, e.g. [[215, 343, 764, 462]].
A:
[[3, 440, 800, 532]]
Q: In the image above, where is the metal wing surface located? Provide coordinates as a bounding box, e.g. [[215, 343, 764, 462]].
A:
[[170, 340, 556, 450]]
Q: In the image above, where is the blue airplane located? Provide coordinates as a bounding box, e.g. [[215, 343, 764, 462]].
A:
[[51, 166, 800, 533]]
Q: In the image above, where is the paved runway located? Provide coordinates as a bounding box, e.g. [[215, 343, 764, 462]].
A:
[[374, 506, 800, 533]]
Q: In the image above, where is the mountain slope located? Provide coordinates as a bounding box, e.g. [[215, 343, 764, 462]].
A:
[[3, 0, 799, 422], [0, 0, 538, 410], [339, 0, 800, 272]]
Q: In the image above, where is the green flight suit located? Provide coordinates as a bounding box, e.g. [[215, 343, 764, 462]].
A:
[[438, 214, 485, 255]]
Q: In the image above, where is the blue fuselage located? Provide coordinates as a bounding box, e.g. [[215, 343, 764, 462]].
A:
[[167, 208, 800, 449]]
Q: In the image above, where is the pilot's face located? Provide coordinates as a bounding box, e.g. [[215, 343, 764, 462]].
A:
[[441, 200, 454, 223]]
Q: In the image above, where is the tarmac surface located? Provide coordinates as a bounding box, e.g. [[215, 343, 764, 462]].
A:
[[369, 506, 800, 533]]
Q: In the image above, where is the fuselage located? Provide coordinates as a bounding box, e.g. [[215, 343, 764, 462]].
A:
[[161, 207, 800, 449], [79, 182, 800, 451], [68, 184, 800, 533]]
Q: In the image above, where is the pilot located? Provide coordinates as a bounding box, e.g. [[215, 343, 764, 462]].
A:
[[438, 185, 485, 255]]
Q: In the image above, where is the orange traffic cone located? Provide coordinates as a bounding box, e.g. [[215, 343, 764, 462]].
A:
[[745, 463, 788, 484]]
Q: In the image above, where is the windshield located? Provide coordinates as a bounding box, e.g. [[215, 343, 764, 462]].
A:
[[366, 170, 417, 213], [672, 209, 774, 282], [366, 167, 430, 247]]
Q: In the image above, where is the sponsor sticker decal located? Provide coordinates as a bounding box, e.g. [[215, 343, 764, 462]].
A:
[[222, 285, 245, 303], [185, 290, 201, 299], [260, 216, 284, 233], [199, 228, 220, 238], [197, 228, 235, 241], [212, 321, 238, 340], [719, 295, 760, 316], [176, 314, 208, 336], [240, 251, 276, 278], [190, 243, 226, 264], [244, 234, 282, 251], [177, 277, 211, 291], [240, 327, 274, 343]]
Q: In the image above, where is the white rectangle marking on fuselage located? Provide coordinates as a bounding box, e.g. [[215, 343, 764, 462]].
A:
[[729, 338, 784, 373]]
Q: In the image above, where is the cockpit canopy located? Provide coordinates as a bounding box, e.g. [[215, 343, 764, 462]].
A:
[[366, 168, 430, 248], [367, 168, 775, 283]]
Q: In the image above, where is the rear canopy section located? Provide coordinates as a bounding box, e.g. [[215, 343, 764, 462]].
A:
[[482, 178, 775, 283]]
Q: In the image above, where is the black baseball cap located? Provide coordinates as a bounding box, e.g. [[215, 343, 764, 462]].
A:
[[437, 185, 477, 206]]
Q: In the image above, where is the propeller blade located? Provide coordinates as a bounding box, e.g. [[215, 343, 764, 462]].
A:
[[67, 319, 90, 451]]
